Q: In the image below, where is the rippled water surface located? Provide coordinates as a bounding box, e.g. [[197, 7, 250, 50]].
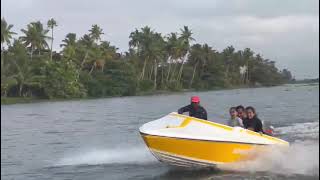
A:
[[1, 84, 319, 180]]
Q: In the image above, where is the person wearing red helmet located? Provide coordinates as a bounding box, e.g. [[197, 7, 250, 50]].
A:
[[178, 96, 208, 120]]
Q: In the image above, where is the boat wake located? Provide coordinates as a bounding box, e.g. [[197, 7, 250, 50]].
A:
[[55, 147, 156, 166], [276, 121, 319, 140], [218, 122, 319, 176]]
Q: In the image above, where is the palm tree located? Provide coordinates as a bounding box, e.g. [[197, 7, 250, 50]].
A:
[[1, 18, 16, 50], [187, 43, 214, 88], [165, 33, 186, 82], [20, 21, 50, 60], [95, 41, 118, 72], [60, 33, 77, 60], [129, 29, 139, 48], [180, 26, 194, 44], [1, 58, 17, 97], [100, 41, 118, 57], [12, 57, 43, 97], [2, 39, 29, 97], [177, 26, 194, 82], [89, 24, 104, 43], [129, 26, 167, 89], [188, 44, 203, 88], [201, 44, 213, 74], [222, 46, 235, 81], [1, 18, 17, 71], [129, 26, 154, 81], [60, 33, 77, 48], [47, 18, 57, 61], [149, 32, 165, 89], [80, 34, 94, 48], [78, 34, 94, 69], [243, 48, 254, 84], [165, 33, 179, 82]]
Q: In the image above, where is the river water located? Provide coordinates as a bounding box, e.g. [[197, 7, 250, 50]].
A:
[[1, 84, 319, 180]]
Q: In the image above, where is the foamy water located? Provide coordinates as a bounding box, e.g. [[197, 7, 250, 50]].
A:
[[217, 140, 319, 175], [276, 121, 319, 140], [56, 147, 156, 166], [218, 122, 319, 175]]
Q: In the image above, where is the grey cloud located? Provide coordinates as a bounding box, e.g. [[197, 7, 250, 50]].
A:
[[174, 0, 318, 18]]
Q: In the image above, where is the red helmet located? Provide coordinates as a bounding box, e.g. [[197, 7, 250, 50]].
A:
[[191, 96, 200, 103]]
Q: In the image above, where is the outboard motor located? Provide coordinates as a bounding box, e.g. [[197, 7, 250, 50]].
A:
[[262, 121, 275, 136]]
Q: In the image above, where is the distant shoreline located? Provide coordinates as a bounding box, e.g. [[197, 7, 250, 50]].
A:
[[1, 85, 251, 105], [4, 83, 318, 105], [2, 82, 318, 105]]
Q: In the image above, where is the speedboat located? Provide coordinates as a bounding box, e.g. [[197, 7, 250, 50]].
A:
[[139, 112, 289, 167]]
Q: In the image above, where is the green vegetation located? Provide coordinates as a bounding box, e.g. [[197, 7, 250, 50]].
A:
[[1, 18, 293, 103], [290, 78, 319, 84]]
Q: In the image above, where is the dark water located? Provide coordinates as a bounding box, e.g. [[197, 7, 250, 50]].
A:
[[1, 84, 319, 180]]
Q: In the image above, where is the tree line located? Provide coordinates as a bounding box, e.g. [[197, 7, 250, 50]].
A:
[[1, 18, 293, 99]]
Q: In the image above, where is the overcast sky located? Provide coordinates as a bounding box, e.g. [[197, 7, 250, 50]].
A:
[[1, 0, 319, 79]]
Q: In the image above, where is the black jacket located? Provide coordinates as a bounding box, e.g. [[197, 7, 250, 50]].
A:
[[178, 104, 207, 120], [243, 116, 263, 132]]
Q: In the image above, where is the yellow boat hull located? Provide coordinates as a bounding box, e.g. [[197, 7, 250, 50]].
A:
[[139, 113, 289, 167], [141, 133, 264, 167]]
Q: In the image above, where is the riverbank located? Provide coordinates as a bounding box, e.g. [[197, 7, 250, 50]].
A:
[[1, 97, 72, 105], [0, 84, 285, 105]]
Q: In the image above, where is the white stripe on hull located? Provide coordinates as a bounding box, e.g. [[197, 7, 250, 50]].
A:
[[150, 149, 219, 168]]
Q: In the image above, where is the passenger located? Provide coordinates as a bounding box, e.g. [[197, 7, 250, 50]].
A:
[[236, 105, 247, 120], [178, 96, 207, 120], [227, 107, 244, 127], [243, 106, 263, 133]]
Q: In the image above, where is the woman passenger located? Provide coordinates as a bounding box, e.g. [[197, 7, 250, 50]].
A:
[[227, 107, 244, 127], [243, 106, 263, 133]]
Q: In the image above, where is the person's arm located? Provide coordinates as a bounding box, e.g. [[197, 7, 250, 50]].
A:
[[178, 105, 191, 114], [203, 108, 207, 120], [255, 118, 263, 132], [242, 119, 248, 129], [238, 117, 244, 127]]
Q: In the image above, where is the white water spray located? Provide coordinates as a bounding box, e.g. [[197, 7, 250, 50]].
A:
[[56, 147, 156, 166], [218, 122, 319, 176]]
